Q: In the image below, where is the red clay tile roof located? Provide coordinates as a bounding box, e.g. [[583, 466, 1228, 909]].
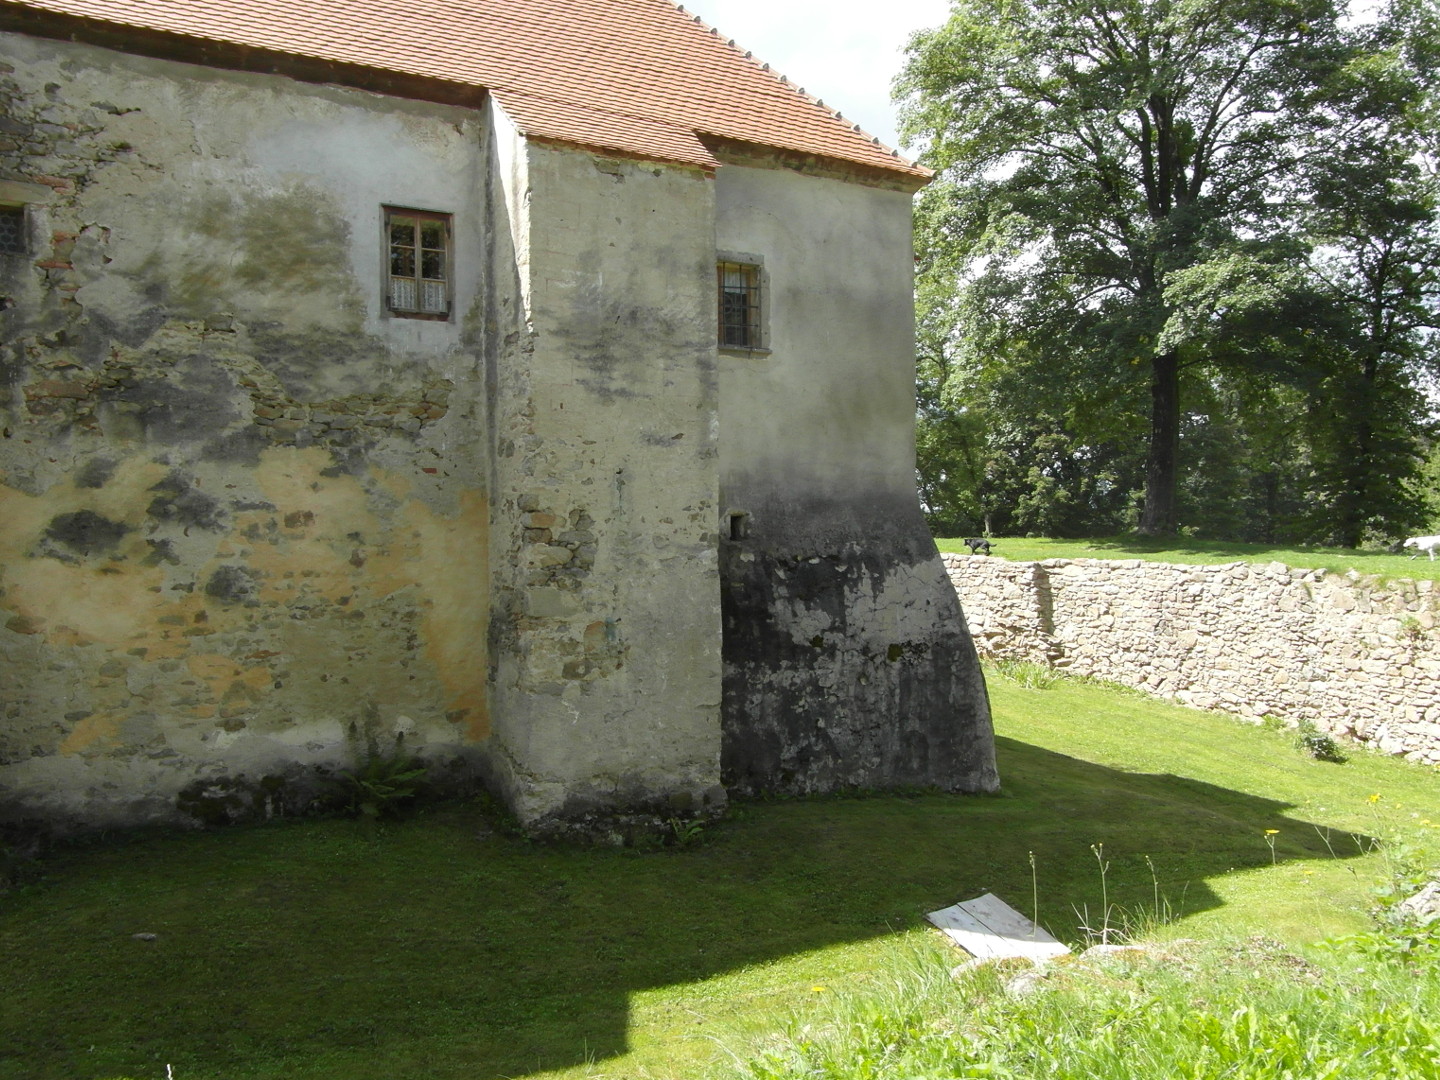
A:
[[4, 0, 929, 182]]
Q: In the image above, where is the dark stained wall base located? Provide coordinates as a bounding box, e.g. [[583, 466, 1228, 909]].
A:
[[720, 497, 997, 797]]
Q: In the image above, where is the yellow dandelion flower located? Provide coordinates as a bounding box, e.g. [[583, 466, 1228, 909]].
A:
[[810, 985, 827, 993], [1368, 793, 1382, 804]]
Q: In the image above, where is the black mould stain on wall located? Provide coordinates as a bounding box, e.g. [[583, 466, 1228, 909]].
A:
[[720, 499, 997, 797]]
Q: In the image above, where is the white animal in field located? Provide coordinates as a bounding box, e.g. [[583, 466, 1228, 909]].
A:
[[1403, 535, 1440, 560]]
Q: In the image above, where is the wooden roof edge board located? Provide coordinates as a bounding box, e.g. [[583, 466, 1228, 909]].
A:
[[0, 4, 489, 110], [926, 893, 1072, 961]]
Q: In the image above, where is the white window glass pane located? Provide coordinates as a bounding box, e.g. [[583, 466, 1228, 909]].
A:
[[421, 280, 447, 313]]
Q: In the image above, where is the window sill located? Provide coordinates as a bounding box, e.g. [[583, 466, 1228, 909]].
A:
[[386, 309, 452, 322], [719, 346, 772, 358]]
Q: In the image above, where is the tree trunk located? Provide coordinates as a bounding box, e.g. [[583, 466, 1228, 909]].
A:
[[1333, 353, 1380, 548], [1136, 350, 1180, 536]]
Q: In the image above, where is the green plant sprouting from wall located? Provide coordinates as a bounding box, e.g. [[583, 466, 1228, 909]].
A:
[[342, 724, 428, 820]]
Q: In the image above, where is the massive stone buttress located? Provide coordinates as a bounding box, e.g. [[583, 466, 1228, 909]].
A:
[[713, 159, 997, 796]]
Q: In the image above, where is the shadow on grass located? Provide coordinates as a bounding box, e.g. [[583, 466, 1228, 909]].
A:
[[1, 737, 1370, 1080]]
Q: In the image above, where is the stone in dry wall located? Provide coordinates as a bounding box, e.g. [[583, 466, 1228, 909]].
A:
[[945, 552, 1440, 763]]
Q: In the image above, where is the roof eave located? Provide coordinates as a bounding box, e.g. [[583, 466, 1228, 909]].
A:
[[521, 135, 718, 176], [701, 136, 932, 194], [0, 2, 488, 110]]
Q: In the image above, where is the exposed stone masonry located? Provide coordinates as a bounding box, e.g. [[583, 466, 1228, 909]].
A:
[[945, 553, 1440, 764]]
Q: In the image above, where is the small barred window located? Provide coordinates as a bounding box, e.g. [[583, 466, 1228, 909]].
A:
[[386, 208, 451, 319], [0, 206, 25, 255], [718, 260, 763, 350]]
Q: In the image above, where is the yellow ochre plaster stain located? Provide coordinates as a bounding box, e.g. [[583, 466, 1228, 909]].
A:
[[9, 444, 490, 751], [0, 460, 171, 647], [412, 490, 491, 740], [249, 448, 490, 737], [59, 713, 123, 755], [187, 653, 273, 706]]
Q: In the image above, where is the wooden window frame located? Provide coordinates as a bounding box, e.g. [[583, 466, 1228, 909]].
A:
[[384, 206, 453, 321]]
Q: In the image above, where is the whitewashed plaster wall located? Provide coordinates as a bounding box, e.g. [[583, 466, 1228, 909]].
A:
[[0, 27, 998, 837], [0, 33, 496, 830], [482, 138, 725, 828]]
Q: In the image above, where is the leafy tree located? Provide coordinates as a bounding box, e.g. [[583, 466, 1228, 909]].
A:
[[914, 189, 1147, 537], [1300, 47, 1440, 544], [899, 0, 1437, 537], [1175, 371, 1317, 542]]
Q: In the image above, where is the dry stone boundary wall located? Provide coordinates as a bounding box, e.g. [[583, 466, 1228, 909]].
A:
[[944, 553, 1440, 763]]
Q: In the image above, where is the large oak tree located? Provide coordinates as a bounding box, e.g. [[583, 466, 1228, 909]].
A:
[[899, 0, 1438, 536]]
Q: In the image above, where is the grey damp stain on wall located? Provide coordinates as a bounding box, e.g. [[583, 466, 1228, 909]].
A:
[[132, 186, 363, 327], [203, 564, 258, 605], [146, 472, 224, 531], [42, 509, 129, 558]]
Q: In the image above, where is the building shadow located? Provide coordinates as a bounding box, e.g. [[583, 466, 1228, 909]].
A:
[[3, 736, 1371, 1080]]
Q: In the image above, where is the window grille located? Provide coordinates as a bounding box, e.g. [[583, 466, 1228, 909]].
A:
[[718, 261, 762, 349], [386, 208, 451, 318], [0, 207, 25, 255]]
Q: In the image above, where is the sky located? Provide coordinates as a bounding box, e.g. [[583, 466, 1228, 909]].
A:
[[677, 0, 953, 154]]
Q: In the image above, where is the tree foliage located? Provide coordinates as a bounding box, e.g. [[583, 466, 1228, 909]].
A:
[[900, 0, 1440, 542]]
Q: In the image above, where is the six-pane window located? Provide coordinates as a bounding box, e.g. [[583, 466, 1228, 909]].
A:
[[718, 260, 762, 349], [387, 208, 451, 318]]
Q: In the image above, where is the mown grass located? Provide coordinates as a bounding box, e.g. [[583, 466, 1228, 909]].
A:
[[935, 534, 1440, 583], [712, 667, 1440, 1080], [2, 669, 1437, 1080]]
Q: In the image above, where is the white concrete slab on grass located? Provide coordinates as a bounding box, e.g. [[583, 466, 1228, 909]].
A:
[[926, 892, 1071, 962]]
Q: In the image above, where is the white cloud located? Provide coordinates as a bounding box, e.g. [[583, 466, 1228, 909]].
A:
[[678, 0, 952, 151]]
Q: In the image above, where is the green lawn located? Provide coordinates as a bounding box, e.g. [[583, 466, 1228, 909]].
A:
[[2, 670, 1437, 1080], [935, 534, 1440, 583]]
